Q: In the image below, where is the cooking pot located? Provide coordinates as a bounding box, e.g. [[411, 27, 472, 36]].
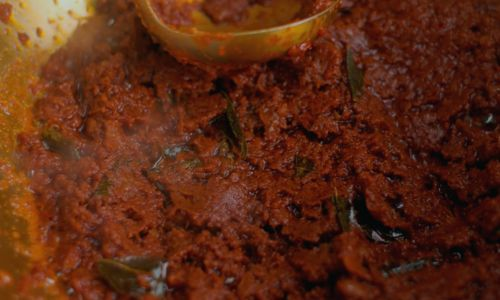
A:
[[0, 0, 93, 297]]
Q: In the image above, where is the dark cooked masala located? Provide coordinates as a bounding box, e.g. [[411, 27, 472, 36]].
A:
[[17, 0, 499, 299]]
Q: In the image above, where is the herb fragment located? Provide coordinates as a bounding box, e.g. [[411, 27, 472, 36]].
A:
[[95, 176, 111, 196], [164, 145, 190, 159], [166, 89, 176, 105], [346, 49, 365, 100], [151, 145, 191, 172], [182, 158, 202, 169], [351, 195, 407, 243], [368, 228, 405, 243], [141, 170, 172, 208], [382, 259, 430, 278], [294, 156, 314, 178], [151, 155, 165, 172], [41, 127, 80, 160], [332, 191, 351, 232], [98, 257, 169, 297], [222, 91, 248, 159], [154, 181, 172, 208], [217, 138, 235, 160], [483, 113, 495, 125]]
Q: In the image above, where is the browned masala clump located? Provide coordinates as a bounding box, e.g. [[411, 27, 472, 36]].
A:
[[0, 2, 12, 24], [17, 0, 499, 299]]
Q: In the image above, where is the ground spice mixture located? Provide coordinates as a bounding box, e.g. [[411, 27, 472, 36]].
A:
[[17, 0, 499, 299]]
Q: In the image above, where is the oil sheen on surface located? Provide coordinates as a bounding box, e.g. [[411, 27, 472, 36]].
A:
[[16, 0, 500, 299]]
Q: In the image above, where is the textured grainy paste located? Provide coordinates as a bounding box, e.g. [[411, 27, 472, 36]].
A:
[[17, 0, 499, 298]]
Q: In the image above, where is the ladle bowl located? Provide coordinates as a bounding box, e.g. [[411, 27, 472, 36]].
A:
[[134, 0, 341, 64]]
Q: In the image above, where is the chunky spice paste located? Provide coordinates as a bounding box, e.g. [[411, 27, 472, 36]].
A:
[[17, 0, 499, 299]]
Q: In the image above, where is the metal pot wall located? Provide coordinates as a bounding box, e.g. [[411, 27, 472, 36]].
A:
[[0, 1, 93, 298]]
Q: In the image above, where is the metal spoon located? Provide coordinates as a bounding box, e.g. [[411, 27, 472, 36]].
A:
[[134, 0, 341, 65]]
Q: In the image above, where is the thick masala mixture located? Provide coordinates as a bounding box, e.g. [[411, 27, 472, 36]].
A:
[[17, 0, 499, 299]]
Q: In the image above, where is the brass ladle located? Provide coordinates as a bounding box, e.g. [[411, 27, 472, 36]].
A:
[[135, 0, 341, 64]]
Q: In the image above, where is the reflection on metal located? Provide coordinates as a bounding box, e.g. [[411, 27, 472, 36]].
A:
[[0, 0, 93, 298]]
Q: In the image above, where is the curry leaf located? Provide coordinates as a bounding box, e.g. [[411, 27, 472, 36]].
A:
[[382, 259, 430, 278], [98, 259, 144, 295], [166, 89, 176, 105], [151, 155, 165, 172], [294, 156, 314, 178], [332, 192, 351, 232], [41, 127, 80, 160], [151, 145, 191, 172], [95, 176, 111, 196], [350, 195, 407, 243], [98, 257, 168, 297], [222, 92, 248, 159], [164, 145, 190, 159], [368, 228, 405, 243], [346, 49, 365, 100], [182, 158, 202, 169], [153, 181, 172, 208], [217, 137, 234, 159]]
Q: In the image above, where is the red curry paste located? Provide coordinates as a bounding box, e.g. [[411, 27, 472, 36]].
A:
[[17, 0, 499, 299], [0, 2, 12, 24]]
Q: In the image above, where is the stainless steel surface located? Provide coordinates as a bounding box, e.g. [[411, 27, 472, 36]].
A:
[[0, 0, 93, 298]]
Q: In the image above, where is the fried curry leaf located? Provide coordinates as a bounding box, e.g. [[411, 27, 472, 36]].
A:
[[368, 228, 406, 243], [382, 259, 430, 278], [41, 127, 80, 160], [182, 158, 202, 169], [211, 114, 240, 160], [222, 92, 248, 159], [164, 145, 190, 159], [332, 193, 351, 232], [98, 257, 169, 297], [294, 156, 315, 178], [151, 155, 165, 172], [351, 195, 407, 243], [153, 181, 172, 208], [98, 259, 144, 295], [166, 89, 176, 105], [346, 49, 365, 100], [151, 145, 191, 172], [483, 113, 495, 125], [95, 176, 111, 196], [217, 137, 235, 159]]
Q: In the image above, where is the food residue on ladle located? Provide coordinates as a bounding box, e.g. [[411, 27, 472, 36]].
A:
[[151, 0, 332, 29], [0, 2, 13, 24]]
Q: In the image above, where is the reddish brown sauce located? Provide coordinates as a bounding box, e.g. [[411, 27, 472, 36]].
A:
[[17, 0, 499, 299], [0, 2, 12, 24]]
